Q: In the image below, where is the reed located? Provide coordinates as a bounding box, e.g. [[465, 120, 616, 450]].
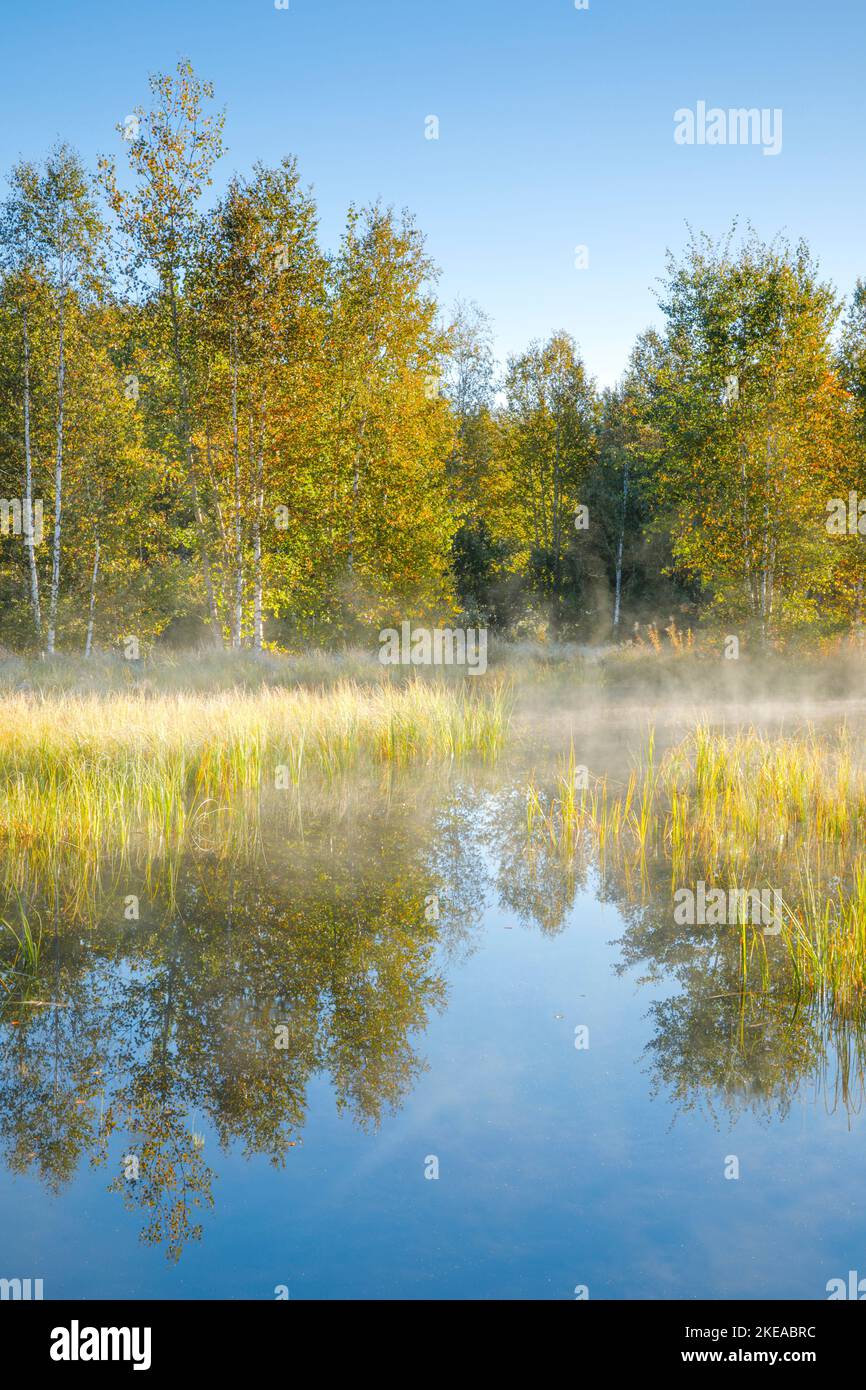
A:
[[0, 679, 511, 868], [528, 723, 866, 1015], [0, 886, 43, 1006]]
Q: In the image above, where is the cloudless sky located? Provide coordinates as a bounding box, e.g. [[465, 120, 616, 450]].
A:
[[1, 0, 863, 385]]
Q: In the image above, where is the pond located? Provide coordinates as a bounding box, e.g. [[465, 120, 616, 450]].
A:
[[2, 702, 865, 1300]]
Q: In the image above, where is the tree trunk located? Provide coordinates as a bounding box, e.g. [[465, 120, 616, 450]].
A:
[[230, 332, 243, 649], [253, 414, 264, 653], [168, 280, 222, 644], [191, 469, 221, 644], [347, 411, 369, 574], [204, 425, 235, 632], [84, 538, 100, 657], [612, 452, 630, 635], [22, 302, 42, 647], [46, 285, 65, 656]]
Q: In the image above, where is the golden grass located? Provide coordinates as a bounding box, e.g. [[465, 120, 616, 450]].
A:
[[0, 678, 511, 868], [527, 722, 866, 1015]]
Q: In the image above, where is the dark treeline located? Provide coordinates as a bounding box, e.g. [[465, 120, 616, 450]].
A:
[[1, 60, 866, 656]]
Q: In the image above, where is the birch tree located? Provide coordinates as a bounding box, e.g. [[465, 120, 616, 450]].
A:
[[100, 60, 226, 642], [652, 229, 853, 640], [0, 160, 45, 645], [497, 333, 598, 628]]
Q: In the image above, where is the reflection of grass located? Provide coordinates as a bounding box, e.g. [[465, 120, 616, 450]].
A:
[[776, 863, 866, 1015], [0, 888, 43, 1006], [528, 724, 866, 1014], [0, 680, 510, 867]]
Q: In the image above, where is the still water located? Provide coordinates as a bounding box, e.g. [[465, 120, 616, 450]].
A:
[[1, 709, 864, 1299]]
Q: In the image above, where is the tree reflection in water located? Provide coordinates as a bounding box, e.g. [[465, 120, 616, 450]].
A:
[[2, 757, 865, 1261]]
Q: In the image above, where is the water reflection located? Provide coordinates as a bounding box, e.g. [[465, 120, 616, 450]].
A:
[[1, 751, 864, 1264]]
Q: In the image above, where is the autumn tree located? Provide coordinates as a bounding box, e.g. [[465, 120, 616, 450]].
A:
[[836, 280, 866, 624], [651, 228, 856, 641], [495, 332, 599, 631], [101, 60, 226, 640], [0, 160, 47, 645], [314, 204, 456, 636], [190, 160, 325, 648], [444, 300, 513, 624]]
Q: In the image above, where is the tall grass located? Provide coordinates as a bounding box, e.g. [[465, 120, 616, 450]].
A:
[[0, 679, 511, 868], [533, 723, 866, 859], [527, 723, 866, 1015], [0, 886, 43, 1009]]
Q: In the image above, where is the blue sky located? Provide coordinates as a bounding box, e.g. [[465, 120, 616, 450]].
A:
[[1, 0, 863, 385]]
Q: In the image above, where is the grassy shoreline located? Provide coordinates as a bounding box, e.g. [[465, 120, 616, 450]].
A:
[[0, 679, 510, 865]]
